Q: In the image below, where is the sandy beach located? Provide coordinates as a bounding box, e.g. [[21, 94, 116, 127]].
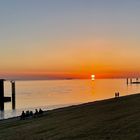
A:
[[0, 93, 140, 140]]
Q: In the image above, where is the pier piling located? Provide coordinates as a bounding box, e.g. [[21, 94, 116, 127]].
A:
[[130, 78, 132, 84], [0, 79, 5, 110], [11, 81, 16, 110], [0, 79, 16, 111], [127, 78, 129, 85]]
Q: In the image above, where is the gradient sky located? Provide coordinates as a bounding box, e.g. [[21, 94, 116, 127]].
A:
[[0, 0, 140, 79]]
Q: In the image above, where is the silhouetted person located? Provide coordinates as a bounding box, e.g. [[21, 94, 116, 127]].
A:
[[25, 110, 30, 118], [21, 111, 25, 120], [30, 111, 33, 117], [39, 108, 43, 115], [117, 92, 120, 97], [34, 109, 39, 117], [115, 92, 117, 98], [115, 92, 120, 98]]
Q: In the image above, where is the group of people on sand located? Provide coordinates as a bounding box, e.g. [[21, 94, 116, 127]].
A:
[[115, 92, 120, 98], [20, 108, 44, 120]]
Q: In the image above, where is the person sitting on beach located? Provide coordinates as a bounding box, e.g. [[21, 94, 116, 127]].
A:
[[30, 111, 33, 117], [25, 110, 30, 118], [39, 108, 44, 115], [20, 111, 26, 120], [34, 109, 39, 117]]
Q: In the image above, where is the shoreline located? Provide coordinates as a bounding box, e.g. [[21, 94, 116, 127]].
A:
[[0, 93, 140, 139], [0, 94, 126, 121], [0, 92, 139, 121], [0, 103, 81, 121]]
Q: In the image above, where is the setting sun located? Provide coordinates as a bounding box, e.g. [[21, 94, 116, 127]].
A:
[[91, 75, 95, 80]]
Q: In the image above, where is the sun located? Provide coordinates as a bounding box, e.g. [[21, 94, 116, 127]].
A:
[[91, 75, 95, 80]]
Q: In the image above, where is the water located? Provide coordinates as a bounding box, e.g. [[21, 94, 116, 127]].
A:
[[1, 79, 140, 119]]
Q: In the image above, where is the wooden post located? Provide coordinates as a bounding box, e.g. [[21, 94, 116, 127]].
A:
[[130, 78, 132, 84], [126, 78, 129, 85], [0, 79, 5, 110], [11, 81, 16, 110]]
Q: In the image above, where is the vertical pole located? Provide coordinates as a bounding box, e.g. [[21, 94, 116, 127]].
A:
[[126, 78, 129, 85], [0, 79, 4, 110], [130, 78, 132, 84], [11, 81, 16, 110]]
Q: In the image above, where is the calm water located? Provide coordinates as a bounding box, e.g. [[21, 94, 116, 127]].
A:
[[0, 79, 140, 119]]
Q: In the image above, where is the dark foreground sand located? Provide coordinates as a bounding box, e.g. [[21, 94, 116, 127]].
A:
[[0, 93, 140, 140]]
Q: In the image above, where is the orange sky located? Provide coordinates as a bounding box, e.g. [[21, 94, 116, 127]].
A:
[[1, 1, 140, 79], [1, 38, 140, 79]]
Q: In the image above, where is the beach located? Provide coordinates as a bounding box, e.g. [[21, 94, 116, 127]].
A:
[[0, 93, 140, 140]]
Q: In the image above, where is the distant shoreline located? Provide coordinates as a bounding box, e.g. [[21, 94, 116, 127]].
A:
[[2, 78, 132, 81]]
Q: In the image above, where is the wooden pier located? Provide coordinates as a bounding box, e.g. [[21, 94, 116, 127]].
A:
[[126, 78, 140, 85], [0, 79, 15, 110]]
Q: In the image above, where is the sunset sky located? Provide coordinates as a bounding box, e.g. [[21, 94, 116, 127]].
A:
[[0, 0, 140, 79]]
